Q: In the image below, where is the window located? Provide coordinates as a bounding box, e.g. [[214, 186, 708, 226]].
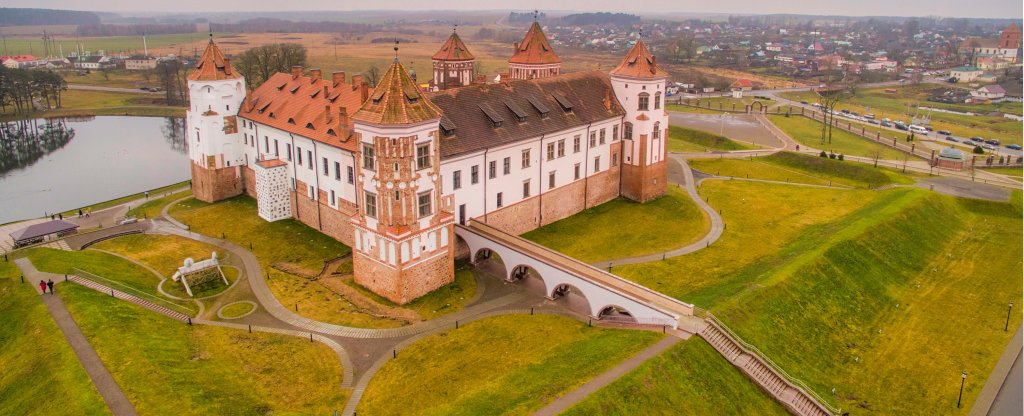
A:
[[416, 144, 431, 170], [347, 166, 354, 184], [522, 181, 531, 198], [243, 134, 248, 145], [599, 128, 606, 145], [307, 150, 313, 170], [364, 192, 377, 219], [362, 144, 375, 170], [471, 165, 479, 184], [264, 136, 269, 150], [309, 185, 316, 199], [574, 163, 581, 180], [573, 135, 581, 153], [418, 192, 432, 217], [297, 146, 303, 165], [546, 143, 555, 161], [274, 140, 279, 156], [496, 192, 503, 208], [330, 190, 335, 206], [613, 125, 619, 142], [489, 161, 497, 179], [503, 157, 511, 175], [548, 171, 556, 189], [557, 139, 565, 157], [453, 170, 462, 190], [623, 122, 633, 140], [589, 132, 597, 148], [285, 144, 292, 161], [322, 157, 329, 176], [594, 156, 601, 172], [638, 93, 650, 111], [395, 191, 400, 201], [334, 161, 341, 180], [521, 149, 531, 169], [653, 122, 662, 140], [612, 153, 618, 167], [655, 92, 662, 110]]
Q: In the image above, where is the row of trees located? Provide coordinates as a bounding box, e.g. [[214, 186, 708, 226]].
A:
[[0, 67, 67, 115]]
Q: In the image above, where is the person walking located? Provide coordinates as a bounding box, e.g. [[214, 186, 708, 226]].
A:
[[39, 280, 47, 294], [50, 214, 55, 220], [58, 213, 63, 220], [78, 209, 83, 217], [46, 279, 54, 294]]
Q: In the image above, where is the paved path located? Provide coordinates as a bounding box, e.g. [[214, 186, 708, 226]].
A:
[[971, 326, 1023, 416], [14, 258, 138, 416], [532, 335, 684, 416]]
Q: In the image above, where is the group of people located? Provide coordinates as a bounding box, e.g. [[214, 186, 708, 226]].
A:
[[38, 279, 54, 294], [45, 207, 91, 221]]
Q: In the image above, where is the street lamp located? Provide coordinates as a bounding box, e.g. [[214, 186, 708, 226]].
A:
[[1006, 302, 1014, 332], [957, 370, 967, 408]]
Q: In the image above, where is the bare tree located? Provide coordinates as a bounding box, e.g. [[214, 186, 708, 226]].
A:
[[365, 65, 382, 87], [816, 65, 858, 145], [868, 149, 882, 168], [234, 43, 308, 88]]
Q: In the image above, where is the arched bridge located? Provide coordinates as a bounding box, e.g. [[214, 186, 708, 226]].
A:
[[456, 221, 698, 331]]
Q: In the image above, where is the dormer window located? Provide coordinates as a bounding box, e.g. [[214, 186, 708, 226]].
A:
[[552, 93, 573, 113], [527, 96, 550, 118], [440, 116, 456, 137], [479, 103, 504, 128], [305, 123, 315, 129], [371, 89, 385, 105], [289, 85, 301, 94], [288, 118, 296, 125], [327, 129, 337, 136]]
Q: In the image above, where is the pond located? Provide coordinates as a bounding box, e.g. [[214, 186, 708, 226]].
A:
[[0, 116, 188, 224]]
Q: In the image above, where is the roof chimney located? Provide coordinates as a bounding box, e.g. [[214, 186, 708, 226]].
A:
[[332, 71, 346, 86], [338, 107, 349, 130], [514, 42, 519, 52], [291, 65, 302, 79], [475, 74, 486, 84], [604, 88, 612, 110], [359, 81, 369, 103], [351, 74, 364, 88], [324, 105, 332, 123], [310, 68, 322, 81], [223, 57, 232, 75]]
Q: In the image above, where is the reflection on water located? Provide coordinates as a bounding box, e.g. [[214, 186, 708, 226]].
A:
[[0, 116, 191, 224]]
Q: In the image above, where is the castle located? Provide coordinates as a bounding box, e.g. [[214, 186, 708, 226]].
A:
[[186, 21, 669, 304]]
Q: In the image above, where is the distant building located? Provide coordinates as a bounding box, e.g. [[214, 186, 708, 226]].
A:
[[730, 78, 753, 91], [950, 66, 983, 83], [125, 57, 158, 70], [1, 54, 45, 69], [971, 84, 1006, 100], [74, 56, 115, 70], [934, 146, 966, 171], [430, 29, 475, 91]]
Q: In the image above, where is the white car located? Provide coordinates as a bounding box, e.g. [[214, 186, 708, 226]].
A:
[[909, 125, 929, 134]]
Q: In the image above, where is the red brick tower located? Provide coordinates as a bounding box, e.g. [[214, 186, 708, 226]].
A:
[[610, 39, 669, 203], [1000, 22, 1021, 49], [508, 19, 561, 80], [430, 28, 475, 91], [350, 52, 456, 305]]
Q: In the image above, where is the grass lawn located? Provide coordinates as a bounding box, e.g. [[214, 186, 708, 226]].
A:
[[709, 190, 1023, 414], [60, 284, 350, 414], [668, 125, 757, 152], [978, 166, 1023, 177], [61, 180, 189, 218], [769, 114, 907, 160], [219, 302, 255, 318], [0, 89, 185, 122], [0, 261, 110, 416], [126, 189, 192, 219], [666, 104, 730, 115], [613, 181, 887, 307], [521, 186, 709, 263], [342, 262, 478, 320], [563, 337, 788, 416], [690, 151, 917, 189], [24, 247, 196, 315], [358, 314, 662, 416], [91, 234, 223, 280], [63, 69, 152, 89]]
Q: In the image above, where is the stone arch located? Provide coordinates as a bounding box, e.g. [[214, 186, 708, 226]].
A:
[[453, 234, 470, 261], [508, 264, 547, 297], [550, 283, 592, 317], [596, 304, 637, 323], [748, 100, 766, 114], [472, 247, 508, 278]]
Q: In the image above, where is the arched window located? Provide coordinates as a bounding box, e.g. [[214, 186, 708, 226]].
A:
[[654, 92, 662, 110], [653, 122, 661, 140], [638, 93, 650, 111]]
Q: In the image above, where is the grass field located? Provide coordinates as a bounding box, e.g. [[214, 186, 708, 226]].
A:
[[666, 103, 730, 115], [709, 190, 1023, 414], [358, 314, 662, 416], [25, 247, 197, 315], [0, 89, 185, 122], [769, 114, 908, 160], [91, 234, 222, 279], [126, 189, 193, 219], [521, 187, 709, 263], [668, 125, 757, 152], [978, 166, 1023, 177], [613, 181, 887, 307], [780, 86, 1023, 145], [60, 283, 350, 414], [0, 262, 110, 416], [690, 151, 917, 189], [563, 337, 788, 415]]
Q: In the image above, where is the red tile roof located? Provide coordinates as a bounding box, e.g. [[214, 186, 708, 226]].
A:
[[188, 39, 242, 81], [731, 78, 753, 87], [509, 22, 561, 65], [353, 61, 442, 125], [609, 40, 666, 79], [433, 31, 474, 61], [257, 159, 288, 168], [0, 55, 39, 62], [238, 70, 366, 151]]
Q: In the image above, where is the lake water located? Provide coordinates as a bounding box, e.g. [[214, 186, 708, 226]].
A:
[[0, 116, 189, 224]]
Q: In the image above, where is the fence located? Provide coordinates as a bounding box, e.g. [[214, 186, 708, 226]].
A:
[[72, 268, 194, 316]]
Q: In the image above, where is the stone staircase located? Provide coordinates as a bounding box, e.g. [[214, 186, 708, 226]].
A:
[[68, 275, 192, 323], [699, 320, 835, 416]]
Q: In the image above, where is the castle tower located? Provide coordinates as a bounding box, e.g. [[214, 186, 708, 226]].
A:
[[610, 39, 669, 203], [1000, 22, 1021, 49], [430, 28, 475, 91], [186, 36, 247, 203], [350, 55, 456, 305], [508, 20, 561, 80]]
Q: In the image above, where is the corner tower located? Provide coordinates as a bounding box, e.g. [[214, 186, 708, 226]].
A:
[[430, 28, 475, 91], [508, 20, 561, 80], [610, 39, 669, 203], [350, 56, 456, 305], [186, 36, 247, 203], [1000, 22, 1021, 49]]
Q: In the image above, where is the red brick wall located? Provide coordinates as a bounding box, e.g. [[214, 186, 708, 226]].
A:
[[242, 167, 257, 198], [483, 196, 540, 235], [586, 168, 620, 207], [292, 179, 321, 230], [352, 233, 455, 305], [540, 180, 586, 226], [621, 161, 667, 203], [190, 162, 243, 203]]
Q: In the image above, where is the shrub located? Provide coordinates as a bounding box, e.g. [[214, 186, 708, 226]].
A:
[[820, 151, 828, 158], [838, 154, 845, 161], [829, 153, 836, 159], [973, 146, 985, 154]]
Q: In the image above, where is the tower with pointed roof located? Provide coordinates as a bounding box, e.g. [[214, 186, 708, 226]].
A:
[[508, 16, 561, 80], [186, 36, 248, 203], [431, 27, 475, 91], [610, 39, 669, 203], [350, 50, 456, 304], [1000, 22, 1021, 50]]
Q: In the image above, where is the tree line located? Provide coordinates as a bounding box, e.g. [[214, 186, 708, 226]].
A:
[[0, 67, 67, 116]]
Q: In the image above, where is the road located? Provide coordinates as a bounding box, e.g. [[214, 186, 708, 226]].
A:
[[67, 84, 161, 94], [988, 349, 1022, 416]]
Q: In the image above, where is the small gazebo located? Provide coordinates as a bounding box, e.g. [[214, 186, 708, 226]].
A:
[[934, 146, 966, 171], [9, 220, 79, 248]]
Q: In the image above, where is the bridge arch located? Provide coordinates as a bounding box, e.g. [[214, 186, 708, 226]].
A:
[[596, 304, 637, 323], [472, 247, 509, 278], [550, 283, 592, 317], [509, 264, 548, 296]]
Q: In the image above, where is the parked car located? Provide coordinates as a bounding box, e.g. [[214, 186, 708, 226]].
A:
[[944, 136, 958, 142], [867, 119, 879, 125], [938, 130, 951, 135], [881, 121, 893, 127], [800, 101, 809, 105], [985, 139, 1001, 146], [865, 114, 875, 119], [1006, 144, 1022, 150], [909, 125, 929, 134], [895, 123, 909, 131], [982, 143, 997, 150], [969, 137, 983, 143], [841, 109, 850, 114], [924, 126, 934, 132]]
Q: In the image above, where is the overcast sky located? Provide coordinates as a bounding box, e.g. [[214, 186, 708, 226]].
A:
[[12, 0, 1024, 19]]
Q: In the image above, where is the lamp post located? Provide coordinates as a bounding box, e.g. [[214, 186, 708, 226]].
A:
[[957, 370, 967, 408], [1006, 302, 1014, 332]]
